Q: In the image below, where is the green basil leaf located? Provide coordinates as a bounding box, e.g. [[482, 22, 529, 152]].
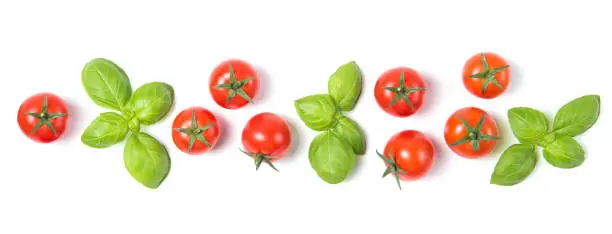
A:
[[553, 95, 600, 138], [329, 115, 366, 154], [309, 131, 355, 184], [491, 144, 537, 186], [508, 107, 550, 146], [81, 112, 129, 148], [328, 61, 362, 111], [543, 137, 585, 169], [124, 132, 171, 189], [294, 94, 337, 131], [127, 82, 174, 125], [81, 58, 132, 111]]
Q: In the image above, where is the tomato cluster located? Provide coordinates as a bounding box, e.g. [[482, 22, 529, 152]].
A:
[[17, 52, 510, 189]]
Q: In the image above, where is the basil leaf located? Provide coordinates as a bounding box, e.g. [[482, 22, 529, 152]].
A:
[[329, 115, 366, 154], [124, 132, 171, 189], [553, 95, 600, 138], [81, 58, 132, 111], [491, 144, 537, 186], [309, 131, 356, 184], [328, 61, 362, 111], [508, 107, 550, 146], [294, 94, 337, 131], [543, 137, 585, 169], [81, 112, 129, 148], [127, 82, 174, 125]]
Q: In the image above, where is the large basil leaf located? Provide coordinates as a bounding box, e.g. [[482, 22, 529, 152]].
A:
[[294, 94, 337, 131], [309, 131, 355, 184], [491, 144, 537, 186], [553, 95, 600, 138], [329, 115, 365, 154], [543, 137, 585, 169], [508, 107, 550, 146], [127, 82, 174, 125], [81, 58, 132, 111], [328, 61, 362, 111], [124, 133, 171, 189], [81, 112, 129, 148]]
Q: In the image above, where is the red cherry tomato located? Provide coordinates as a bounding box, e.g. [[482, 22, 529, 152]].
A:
[[17, 93, 69, 143], [374, 67, 426, 117], [444, 107, 500, 158], [462, 52, 511, 99], [377, 130, 435, 190], [172, 107, 221, 155], [209, 59, 260, 109], [241, 112, 291, 171]]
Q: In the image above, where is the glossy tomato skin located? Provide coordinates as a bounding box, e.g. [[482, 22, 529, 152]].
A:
[[172, 107, 221, 155], [374, 67, 426, 117], [242, 112, 291, 161], [444, 107, 499, 158], [462, 52, 510, 99], [383, 130, 435, 180], [17, 93, 69, 143], [209, 59, 260, 109]]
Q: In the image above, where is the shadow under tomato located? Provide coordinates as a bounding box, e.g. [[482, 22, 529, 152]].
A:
[[253, 66, 272, 104], [57, 98, 82, 144], [413, 71, 440, 118], [210, 112, 231, 152], [503, 59, 523, 97], [279, 116, 302, 164]]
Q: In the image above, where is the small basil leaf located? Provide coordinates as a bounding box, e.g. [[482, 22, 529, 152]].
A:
[[124, 132, 171, 189], [543, 137, 585, 169], [553, 95, 600, 138], [294, 94, 337, 131], [508, 107, 550, 146], [309, 131, 356, 184], [328, 61, 363, 111], [127, 82, 174, 125], [81, 58, 132, 111], [491, 144, 537, 186], [329, 115, 366, 154], [81, 112, 128, 148]]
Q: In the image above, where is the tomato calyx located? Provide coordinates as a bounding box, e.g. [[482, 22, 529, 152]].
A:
[[25, 95, 66, 136], [468, 53, 509, 95], [450, 113, 500, 151], [213, 65, 255, 104], [376, 150, 406, 190], [173, 109, 214, 152], [384, 71, 424, 111], [239, 149, 280, 172]]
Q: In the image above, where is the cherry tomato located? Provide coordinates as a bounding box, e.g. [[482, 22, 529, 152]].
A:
[[209, 59, 260, 109], [444, 107, 500, 158], [17, 93, 69, 143], [172, 107, 221, 155], [462, 52, 511, 99], [374, 67, 426, 117], [377, 130, 435, 190], [241, 112, 291, 171]]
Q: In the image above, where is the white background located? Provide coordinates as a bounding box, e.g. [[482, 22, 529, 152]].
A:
[[1, 0, 610, 233]]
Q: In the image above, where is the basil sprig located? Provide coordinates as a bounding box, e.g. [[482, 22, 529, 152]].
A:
[[294, 61, 366, 184], [491, 95, 600, 186], [81, 58, 174, 189]]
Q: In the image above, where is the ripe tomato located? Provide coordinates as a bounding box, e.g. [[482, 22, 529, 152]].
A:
[[17, 93, 69, 143], [241, 112, 291, 171], [374, 67, 426, 117], [462, 52, 511, 99], [377, 130, 435, 190], [172, 107, 221, 155], [209, 59, 260, 109], [444, 107, 500, 158]]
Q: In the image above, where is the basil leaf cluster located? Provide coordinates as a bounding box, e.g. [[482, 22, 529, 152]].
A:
[[294, 61, 366, 184], [81, 58, 174, 189], [491, 95, 600, 186]]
